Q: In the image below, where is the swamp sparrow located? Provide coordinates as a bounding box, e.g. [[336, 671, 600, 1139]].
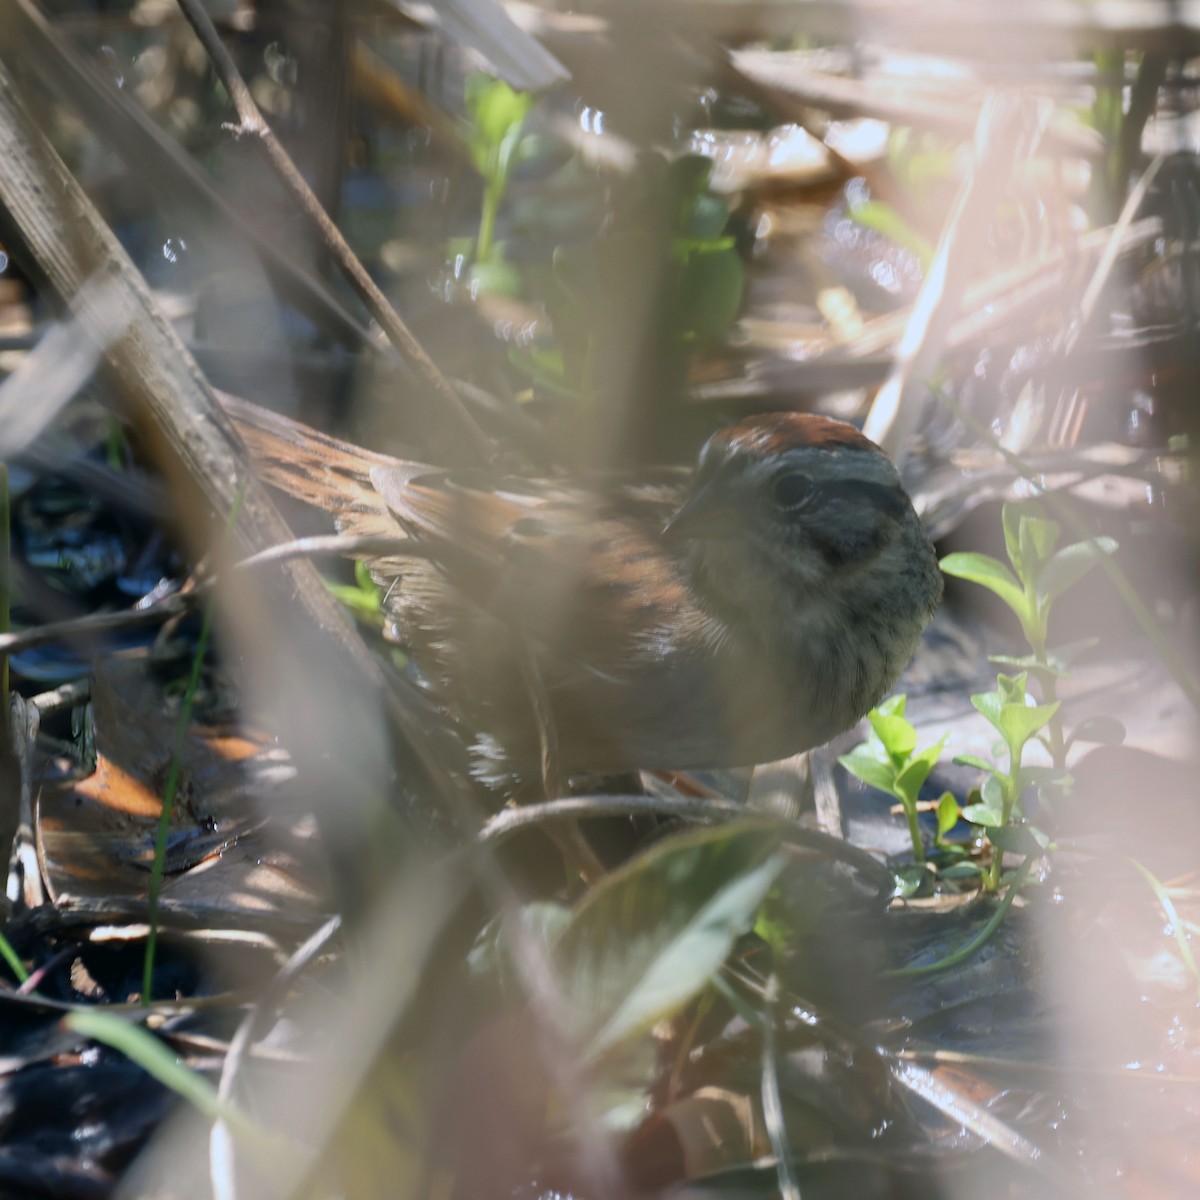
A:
[[228, 399, 942, 792]]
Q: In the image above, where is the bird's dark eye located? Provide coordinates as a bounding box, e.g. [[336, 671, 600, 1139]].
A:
[[771, 470, 813, 511]]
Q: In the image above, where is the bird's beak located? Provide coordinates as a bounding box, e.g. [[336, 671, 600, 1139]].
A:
[[662, 482, 742, 541]]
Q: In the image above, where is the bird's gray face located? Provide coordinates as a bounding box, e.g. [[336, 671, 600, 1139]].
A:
[[664, 438, 915, 612]]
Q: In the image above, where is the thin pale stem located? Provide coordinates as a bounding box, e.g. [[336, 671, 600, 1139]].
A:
[[173, 0, 492, 465]]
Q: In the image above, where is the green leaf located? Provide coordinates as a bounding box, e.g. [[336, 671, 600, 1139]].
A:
[[939, 861, 984, 880], [988, 823, 1050, 854], [987, 651, 1059, 675], [970, 688, 1004, 736], [676, 246, 744, 340], [895, 737, 947, 801], [1017, 513, 1059, 581], [939, 552, 1027, 618], [877, 694, 907, 719], [980, 773, 1006, 811], [962, 802, 1005, 827], [467, 257, 522, 295], [893, 864, 929, 899], [466, 75, 532, 151], [868, 710, 917, 765], [1002, 500, 1044, 573], [1068, 714, 1126, 747], [998, 700, 1060, 754], [996, 672, 1029, 705], [1036, 538, 1118, 605], [553, 822, 787, 1060], [668, 153, 715, 207], [685, 193, 732, 241], [849, 199, 935, 267], [838, 744, 897, 793], [935, 791, 960, 840]]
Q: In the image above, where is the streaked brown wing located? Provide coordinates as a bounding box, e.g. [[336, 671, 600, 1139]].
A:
[[368, 463, 698, 677]]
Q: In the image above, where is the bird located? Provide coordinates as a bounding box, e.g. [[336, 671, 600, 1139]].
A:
[[227, 397, 943, 795]]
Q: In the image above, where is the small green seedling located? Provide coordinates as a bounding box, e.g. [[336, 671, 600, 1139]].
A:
[[941, 500, 1119, 769], [327, 559, 384, 621], [464, 75, 533, 270], [839, 695, 947, 868], [955, 672, 1057, 891]]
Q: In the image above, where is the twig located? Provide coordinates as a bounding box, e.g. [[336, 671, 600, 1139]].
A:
[[173, 0, 493, 466], [0, 596, 191, 657], [479, 794, 896, 892], [235, 533, 420, 571], [0, 52, 472, 863], [30, 678, 90, 717], [1063, 152, 1166, 359], [212, 914, 342, 1200], [2, 0, 375, 351]]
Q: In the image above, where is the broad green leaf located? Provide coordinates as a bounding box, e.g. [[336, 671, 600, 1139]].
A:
[[877, 694, 907, 719], [939, 552, 1026, 617], [753, 894, 796, 960], [971, 688, 1004, 735], [686, 193, 732, 240], [677, 247, 744, 340], [838, 744, 897, 793], [988, 823, 1050, 854], [998, 700, 1060, 754], [895, 737, 947, 801], [939, 861, 984, 880], [935, 791, 960, 840], [980, 773, 1006, 811], [1036, 538, 1118, 605], [668, 153, 715, 207], [466, 76, 532, 149], [893, 864, 929, 898], [1068, 714, 1126, 747], [962, 802, 1005, 827], [553, 822, 787, 1060], [467, 257, 521, 294], [868, 710, 917, 764]]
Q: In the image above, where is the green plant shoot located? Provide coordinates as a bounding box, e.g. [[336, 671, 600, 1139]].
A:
[[464, 75, 533, 265], [955, 672, 1056, 890], [940, 500, 1118, 767], [839, 694, 946, 865]]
